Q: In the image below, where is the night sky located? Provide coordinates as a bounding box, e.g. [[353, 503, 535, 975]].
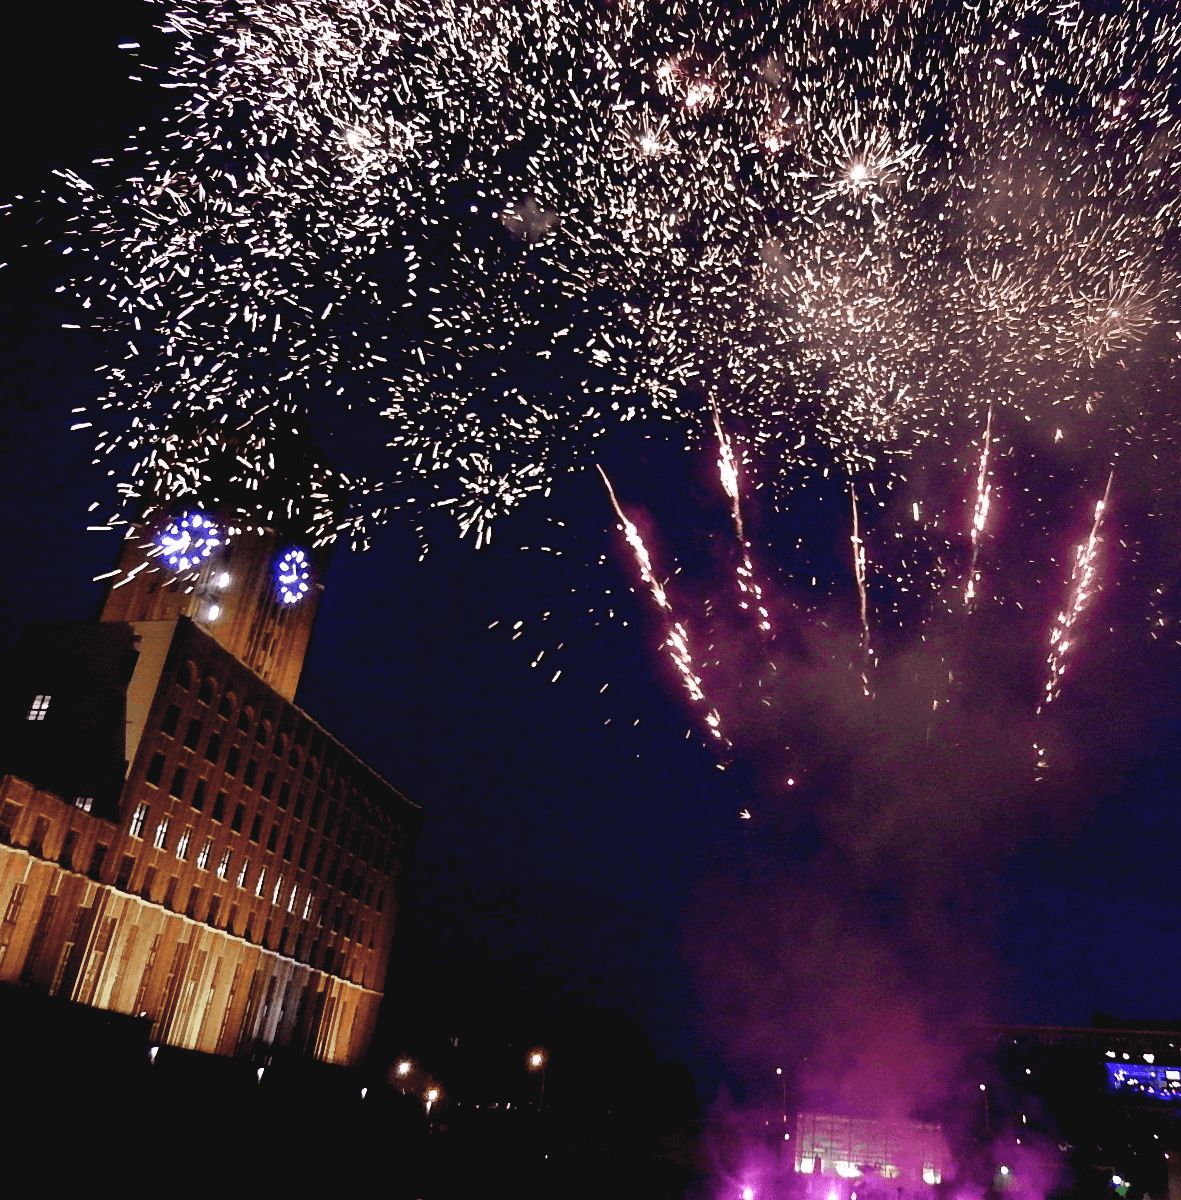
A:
[[4, 1, 1181, 1116]]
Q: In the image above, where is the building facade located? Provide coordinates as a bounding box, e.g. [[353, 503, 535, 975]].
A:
[[0, 496, 420, 1066]]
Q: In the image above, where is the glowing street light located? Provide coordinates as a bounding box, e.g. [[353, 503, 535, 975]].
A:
[[527, 1046, 548, 1110]]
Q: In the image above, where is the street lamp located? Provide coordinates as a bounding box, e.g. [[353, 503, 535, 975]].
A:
[[527, 1047, 548, 1110]]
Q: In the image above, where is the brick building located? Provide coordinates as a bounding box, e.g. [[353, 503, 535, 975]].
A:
[[0, 486, 420, 1066]]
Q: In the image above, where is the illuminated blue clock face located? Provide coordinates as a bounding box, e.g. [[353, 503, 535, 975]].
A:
[[275, 548, 311, 605], [157, 511, 222, 572]]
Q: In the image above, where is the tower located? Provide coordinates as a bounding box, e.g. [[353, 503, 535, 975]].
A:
[[0, 435, 420, 1067], [100, 510, 323, 702]]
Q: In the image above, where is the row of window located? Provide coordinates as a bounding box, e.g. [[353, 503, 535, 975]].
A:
[[144, 742, 397, 880], [127, 802, 386, 913]]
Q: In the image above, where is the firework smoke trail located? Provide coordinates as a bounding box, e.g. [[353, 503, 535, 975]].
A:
[[850, 483, 873, 698], [711, 401, 772, 637], [596, 466, 729, 748], [964, 403, 994, 609], [1039, 471, 1115, 713]]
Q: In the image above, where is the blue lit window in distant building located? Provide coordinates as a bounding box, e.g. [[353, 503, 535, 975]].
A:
[[157, 511, 222, 572], [275, 548, 311, 605], [1106, 1062, 1181, 1102]]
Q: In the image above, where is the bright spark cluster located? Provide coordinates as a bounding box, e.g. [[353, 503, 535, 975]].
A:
[[56, 0, 1181, 546]]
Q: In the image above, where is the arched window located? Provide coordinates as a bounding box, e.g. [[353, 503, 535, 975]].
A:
[[198, 676, 215, 705], [218, 691, 236, 720], [237, 702, 254, 733], [255, 720, 271, 747], [176, 660, 195, 690]]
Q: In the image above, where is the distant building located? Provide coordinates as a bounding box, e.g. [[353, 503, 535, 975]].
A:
[[794, 1112, 947, 1192], [0, 473, 420, 1065]]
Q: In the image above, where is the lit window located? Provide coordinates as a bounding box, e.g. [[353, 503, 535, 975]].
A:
[[287, 885, 298, 914], [271, 874, 283, 906], [74, 796, 94, 813], [176, 828, 191, 860], [129, 802, 149, 839], [216, 849, 231, 879], [197, 837, 212, 871], [236, 860, 248, 889], [302, 891, 313, 921], [254, 866, 266, 898], [27, 695, 51, 721], [153, 817, 170, 851]]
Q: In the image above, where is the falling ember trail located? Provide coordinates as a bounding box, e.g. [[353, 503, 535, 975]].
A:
[[712, 400, 773, 637], [850, 483, 873, 697], [1039, 470, 1114, 713], [597, 466, 730, 748], [964, 403, 994, 609]]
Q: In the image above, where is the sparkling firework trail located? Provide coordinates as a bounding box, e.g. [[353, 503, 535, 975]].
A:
[[1040, 471, 1115, 713], [596, 465, 728, 747], [964, 404, 994, 609], [712, 400, 772, 637], [850, 483, 873, 698]]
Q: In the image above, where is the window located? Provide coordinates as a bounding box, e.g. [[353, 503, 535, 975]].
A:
[[163, 875, 178, 909], [231, 804, 245, 834], [249, 814, 262, 843], [309, 793, 323, 827], [266, 824, 278, 853], [168, 765, 187, 800], [375, 889, 384, 914], [184, 717, 202, 750], [236, 860, 248, 889], [287, 885, 298, 914], [364, 882, 374, 907], [254, 867, 266, 898], [161, 703, 180, 736], [254, 721, 270, 747], [153, 816, 170, 851], [219, 691, 235, 720], [225, 746, 240, 776], [129, 802, 149, 839], [198, 676, 214, 705], [176, 828, 192, 860], [0, 801, 20, 844], [115, 854, 135, 890], [244, 759, 258, 788], [146, 754, 165, 786], [271, 875, 284, 906], [277, 782, 290, 811], [191, 780, 206, 812], [60, 829, 78, 871], [298, 840, 311, 870], [217, 849, 231, 880], [26, 694, 51, 721], [176, 661, 193, 690], [186, 886, 201, 919], [261, 771, 276, 799], [141, 866, 157, 901], [89, 843, 108, 882], [206, 895, 220, 926], [204, 732, 221, 763], [293, 789, 306, 821], [302, 892, 314, 921], [74, 796, 94, 813], [237, 704, 254, 733], [197, 837, 212, 871], [283, 834, 293, 862]]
